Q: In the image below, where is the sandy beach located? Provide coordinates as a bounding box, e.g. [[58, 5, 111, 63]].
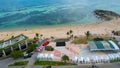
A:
[[0, 18, 120, 40]]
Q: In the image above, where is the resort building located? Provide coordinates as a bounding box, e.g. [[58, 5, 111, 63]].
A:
[[72, 40, 120, 64], [0, 34, 28, 57], [36, 38, 120, 64]]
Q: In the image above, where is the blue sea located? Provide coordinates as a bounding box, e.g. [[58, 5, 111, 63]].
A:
[[0, 0, 120, 29]]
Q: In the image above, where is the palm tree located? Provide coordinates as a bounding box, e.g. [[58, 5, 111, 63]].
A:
[[35, 33, 39, 38], [40, 34, 43, 39], [50, 36, 54, 40], [85, 31, 91, 40], [66, 32, 70, 38], [11, 35, 14, 39], [70, 34, 74, 39], [69, 30, 73, 34]]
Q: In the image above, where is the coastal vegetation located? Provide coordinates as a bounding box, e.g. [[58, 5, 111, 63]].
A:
[[40, 34, 43, 39], [54, 38, 69, 42], [85, 31, 91, 40], [50, 36, 55, 40], [66, 30, 73, 39], [72, 33, 116, 44], [8, 61, 28, 66], [112, 30, 120, 36], [35, 33, 39, 38], [72, 36, 90, 44]]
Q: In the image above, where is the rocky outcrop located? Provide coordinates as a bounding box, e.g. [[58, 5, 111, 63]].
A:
[[94, 10, 120, 21]]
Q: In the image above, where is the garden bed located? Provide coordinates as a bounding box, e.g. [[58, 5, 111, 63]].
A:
[[8, 61, 29, 66], [34, 60, 76, 66]]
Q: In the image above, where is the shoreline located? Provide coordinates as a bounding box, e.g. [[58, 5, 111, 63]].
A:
[[0, 22, 95, 32], [0, 19, 120, 40]]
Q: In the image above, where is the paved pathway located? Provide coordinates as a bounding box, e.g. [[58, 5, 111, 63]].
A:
[[24, 39, 48, 68], [0, 58, 14, 68], [25, 53, 37, 68]]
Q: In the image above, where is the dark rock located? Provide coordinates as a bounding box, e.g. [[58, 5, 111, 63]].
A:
[[94, 10, 120, 21]]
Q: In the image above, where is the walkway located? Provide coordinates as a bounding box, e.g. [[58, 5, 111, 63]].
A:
[[25, 52, 37, 68]]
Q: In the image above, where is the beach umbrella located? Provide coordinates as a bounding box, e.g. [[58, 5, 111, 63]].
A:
[[111, 54, 115, 60], [106, 55, 110, 62], [100, 56, 104, 63], [37, 53, 44, 59], [86, 57, 90, 63], [117, 53, 120, 59], [81, 57, 84, 63], [77, 58, 80, 63], [91, 56, 95, 62], [49, 54, 54, 60], [95, 56, 98, 63], [42, 41, 49, 46], [72, 56, 78, 63], [108, 54, 113, 61], [44, 54, 48, 59], [116, 54, 119, 59]]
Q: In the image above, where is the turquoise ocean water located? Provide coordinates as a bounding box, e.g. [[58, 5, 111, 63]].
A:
[[0, 0, 120, 29]]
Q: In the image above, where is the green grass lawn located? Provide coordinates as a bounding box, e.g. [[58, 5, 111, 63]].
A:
[[8, 61, 29, 66], [34, 60, 76, 66]]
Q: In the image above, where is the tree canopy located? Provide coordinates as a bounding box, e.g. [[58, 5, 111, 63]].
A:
[[61, 55, 69, 63]]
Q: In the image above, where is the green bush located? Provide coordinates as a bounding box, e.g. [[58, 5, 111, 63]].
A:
[[110, 59, 120, 63], [27, 43, 38, 53], [45, 46, 54, 51], [10, 51, 23, 59], [34, 60, 76, 66], [9, 61, 28, 66], [61, 55, 69, 62]]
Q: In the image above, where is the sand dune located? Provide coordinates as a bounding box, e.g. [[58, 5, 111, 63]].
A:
[[0, 18, 120, 40]]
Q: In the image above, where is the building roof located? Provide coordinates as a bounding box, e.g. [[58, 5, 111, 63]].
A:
[[0, 34, 27, 49], [88, 40, 119, 51]]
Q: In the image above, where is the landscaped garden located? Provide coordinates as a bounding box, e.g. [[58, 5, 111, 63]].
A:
[[8, 61, 29, 66], [45, 46, 54, 51], [34, 60, 76, 66]]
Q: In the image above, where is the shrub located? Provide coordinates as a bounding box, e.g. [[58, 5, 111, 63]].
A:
[[9, 61, 28, 66], [10, 51, 23, 59], [27, 43, 38, 53], [93, 37, 104, 41], [110, 59, 120, 63], [45, 46, 54, 51], [34, 60, 76, 66]]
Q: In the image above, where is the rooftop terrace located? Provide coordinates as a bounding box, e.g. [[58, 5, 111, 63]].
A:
[[0, 34, 27, 49]]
